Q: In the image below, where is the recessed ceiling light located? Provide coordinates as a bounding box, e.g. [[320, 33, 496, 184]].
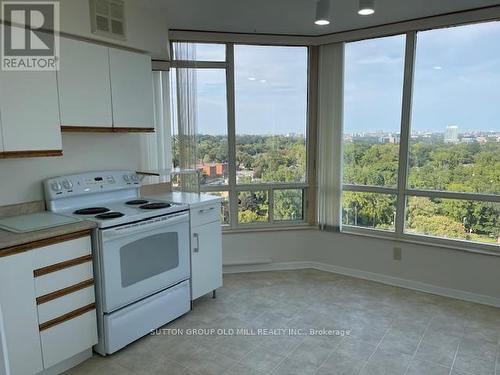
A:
[[432, 66, 443, 70], [315, 0, 331, 26], [259, 79, 267, 83], [315, 19, 330, 26], [358, 0, 375, 15], [248, 77, 256, 81]]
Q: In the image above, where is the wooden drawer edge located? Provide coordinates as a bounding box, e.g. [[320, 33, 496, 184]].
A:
[[39, 303, 96, 331], [34, 254, 92, 277], [36, 278, 94, 305], [61, 126, 155, 133], [0, 229, 92, 258], [0, 150, 62, 159]]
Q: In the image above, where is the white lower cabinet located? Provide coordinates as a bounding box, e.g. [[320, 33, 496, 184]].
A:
[[0, 252, 44, 375], [190, 203, 223, 300], [40, 310, 97, 369], [0, 233, 97, 375]]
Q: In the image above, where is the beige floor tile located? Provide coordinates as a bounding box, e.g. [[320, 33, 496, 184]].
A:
[[64, 270, 500, 375], [406, 359, 451, 375], [359, 349, 411, 375], [238, 347, 286, 372]]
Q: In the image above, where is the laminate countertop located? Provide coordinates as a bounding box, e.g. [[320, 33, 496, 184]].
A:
[[146, 192, 222, 209], [0, 219, 96, 255]]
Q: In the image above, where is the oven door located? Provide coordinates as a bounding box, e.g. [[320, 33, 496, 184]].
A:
[[99, 212, 190, 313]]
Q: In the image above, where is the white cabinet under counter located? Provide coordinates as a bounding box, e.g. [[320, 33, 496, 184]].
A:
[[145, 193, 223, 300], [0, 228, 97, 375]]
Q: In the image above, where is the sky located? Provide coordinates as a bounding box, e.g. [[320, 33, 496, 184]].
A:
[[188, 44, 308, 135], [344, 20, 500, 134], [177, 20, 500, 136]]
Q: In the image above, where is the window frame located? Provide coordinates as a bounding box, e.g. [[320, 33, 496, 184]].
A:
[[170, 41, 314, 230], [340, 27, 500, 253]]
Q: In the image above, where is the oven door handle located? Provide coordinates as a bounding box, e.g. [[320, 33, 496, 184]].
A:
[[102, 212, 188, 240]]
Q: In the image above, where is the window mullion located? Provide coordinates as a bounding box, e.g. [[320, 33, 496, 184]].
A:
[[395, 31, 417, 235], [225, 43, 238, 229]]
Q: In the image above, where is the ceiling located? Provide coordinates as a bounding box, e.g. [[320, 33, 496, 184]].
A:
[[155, 0, 500, 36]]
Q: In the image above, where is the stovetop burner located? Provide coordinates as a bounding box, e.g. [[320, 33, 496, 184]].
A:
[[139, 202, 172, 210], [95, 212, 125, 219], [126, 199, 149, 205], [74, 207, 110, 215]]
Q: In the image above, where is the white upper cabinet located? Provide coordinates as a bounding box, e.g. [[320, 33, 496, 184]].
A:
[[57, 37, 112, 127], [0, 68, 61, 152], [0, 111, 4, 152], [109, 48, 154, 129]]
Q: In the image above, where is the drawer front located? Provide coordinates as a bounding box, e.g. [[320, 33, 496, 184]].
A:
[[32, 236, 91, 269], [37, 285, 95, 324], [190, 203, 220, 227], [40, 309, 98, 368], [35, 261, 93, 297]]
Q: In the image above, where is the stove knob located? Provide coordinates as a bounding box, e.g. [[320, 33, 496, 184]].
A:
[[131, 174, 139, 182], [62, 180, 73, 190], [51, 182, 62, 191], [123, 174, 130, 182]]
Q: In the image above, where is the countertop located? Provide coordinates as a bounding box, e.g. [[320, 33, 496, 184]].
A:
[[0, 218, 96, 253], [145, 192, 222, 209]]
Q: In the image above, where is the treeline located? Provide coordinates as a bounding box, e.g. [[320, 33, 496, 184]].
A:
[[343, 140, 500, 243]]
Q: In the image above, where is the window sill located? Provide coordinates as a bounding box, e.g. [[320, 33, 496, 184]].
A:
[[222, 224, 316, 234], [339, 226, 500, 257]]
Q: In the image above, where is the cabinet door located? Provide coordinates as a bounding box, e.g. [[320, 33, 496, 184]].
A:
[[108, 48, 154, 129], [0, 33, 61, 152], [0, 252, 43, 375], [57, 37, 112, 127], [0, 110, 4, 152], [191, 221, 223, 300]]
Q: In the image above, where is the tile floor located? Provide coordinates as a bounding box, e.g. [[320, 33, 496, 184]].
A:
[[66, 269, 500, 375]]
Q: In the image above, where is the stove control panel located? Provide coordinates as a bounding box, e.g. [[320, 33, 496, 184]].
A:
[[44, 171, 141, 200]]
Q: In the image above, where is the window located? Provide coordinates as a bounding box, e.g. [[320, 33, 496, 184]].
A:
[[344, 35, 405, 188], [234, 45, 308, 184], [342, 22, 500, 249], [171, 42, 310, 228]]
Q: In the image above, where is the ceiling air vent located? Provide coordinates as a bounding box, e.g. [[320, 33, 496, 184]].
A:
[[89, 0, 126, 40]]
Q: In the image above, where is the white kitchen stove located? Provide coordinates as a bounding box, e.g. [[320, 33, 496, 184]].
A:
[[44, 170, 188, 228], [44, 171, 191, 355]]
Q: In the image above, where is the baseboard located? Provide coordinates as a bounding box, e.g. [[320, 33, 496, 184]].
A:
[[223, 261, 500, 307]]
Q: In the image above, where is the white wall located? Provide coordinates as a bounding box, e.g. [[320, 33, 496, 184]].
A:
[[0, 133, 141, 206], [59, 0, 169, 58], [223, 230, 500, 306]]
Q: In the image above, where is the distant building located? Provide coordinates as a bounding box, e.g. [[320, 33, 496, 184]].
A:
[[444, 125, 459, 144], [379, 134, 400, 144], [198, 163, 227, 178]]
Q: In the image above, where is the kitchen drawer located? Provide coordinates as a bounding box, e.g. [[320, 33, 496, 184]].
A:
[[40, 308, 97, 368], [35, 261, 93, 297], [190, 203, 220, 227], [32, 236, 91, 269], [37, 284, 95, 324]]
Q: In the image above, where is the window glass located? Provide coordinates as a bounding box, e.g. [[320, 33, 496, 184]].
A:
[[343, 35, 405, 187], [238, 191, 269, 224], [234, 45, 308, 184], [409, 22, 500, 194], [342, 192, 397, 231], [405, 196, 499, 244], [274, 189, 304, 221], [170, 68, 228, 187], [172, 42, 225, 61]]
